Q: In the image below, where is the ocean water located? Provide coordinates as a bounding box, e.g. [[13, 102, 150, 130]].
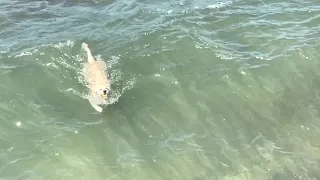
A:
[[0, 0, 320, 179]]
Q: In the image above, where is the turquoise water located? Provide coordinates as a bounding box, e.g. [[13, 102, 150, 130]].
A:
[[0, 0, 320, 179]]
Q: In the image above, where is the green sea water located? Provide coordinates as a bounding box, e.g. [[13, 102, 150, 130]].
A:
[[0, 0, 320, 179]]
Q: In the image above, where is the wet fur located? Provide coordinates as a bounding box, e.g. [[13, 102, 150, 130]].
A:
[[82, 43, 110, 112]]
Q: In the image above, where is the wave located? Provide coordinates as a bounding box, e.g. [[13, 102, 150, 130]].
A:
[[4, 40, 134, 108]]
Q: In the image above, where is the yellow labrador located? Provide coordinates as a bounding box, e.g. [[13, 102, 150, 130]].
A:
[[82, 43, 110, 112]]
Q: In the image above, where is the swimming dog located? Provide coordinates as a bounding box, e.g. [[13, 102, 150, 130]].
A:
[[82, 43, 110, 112]]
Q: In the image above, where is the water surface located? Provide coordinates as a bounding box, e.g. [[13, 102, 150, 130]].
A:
[[0, 0, 320, 179]]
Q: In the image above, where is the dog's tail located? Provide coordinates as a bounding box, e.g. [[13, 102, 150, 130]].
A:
[[82, 42, 95, 63]]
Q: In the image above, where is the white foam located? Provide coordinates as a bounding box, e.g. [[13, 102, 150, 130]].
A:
[[47, 40, 75, 49], [106, 77, 136, 105], [13, 49, 39, 58], [65, 88, 87, 100], [44, 62, 58, 69], [16, 121, 21, 127], [215, 53, 234, 60], [207, 1, 232, 9], [10, 40, 75, 59]]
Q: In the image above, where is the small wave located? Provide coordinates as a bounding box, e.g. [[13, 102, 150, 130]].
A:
[[144, 0, 233, 16], [43, 61, 59, 69], [10, 49, 39, 58], [115, 140, 144, 167], [44, 40, 75, 49], [6, 40, 134, 109], [206, 1, 233, 9], [8, 40, 75, 59], [215, 53, 235, 60], [116, 151, 144, 167], [65, 88, 87, 99]]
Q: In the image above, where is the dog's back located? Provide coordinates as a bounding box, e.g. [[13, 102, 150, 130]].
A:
[[83, 60, 110, 91]]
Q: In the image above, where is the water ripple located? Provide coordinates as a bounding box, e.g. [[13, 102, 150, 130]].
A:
[[1, 0, 320, 179]]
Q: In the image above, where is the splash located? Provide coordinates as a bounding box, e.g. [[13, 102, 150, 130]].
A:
[[78, 50, 135, 106], [4, 39, 132, 109], [96, 55, 135, 106], [20, 40, 135, 107]]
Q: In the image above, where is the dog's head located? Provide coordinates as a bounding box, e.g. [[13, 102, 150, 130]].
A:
[[100, 88, 110, 100]]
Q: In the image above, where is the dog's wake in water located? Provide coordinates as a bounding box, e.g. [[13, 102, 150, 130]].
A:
[[81, 43, 111, 112]]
